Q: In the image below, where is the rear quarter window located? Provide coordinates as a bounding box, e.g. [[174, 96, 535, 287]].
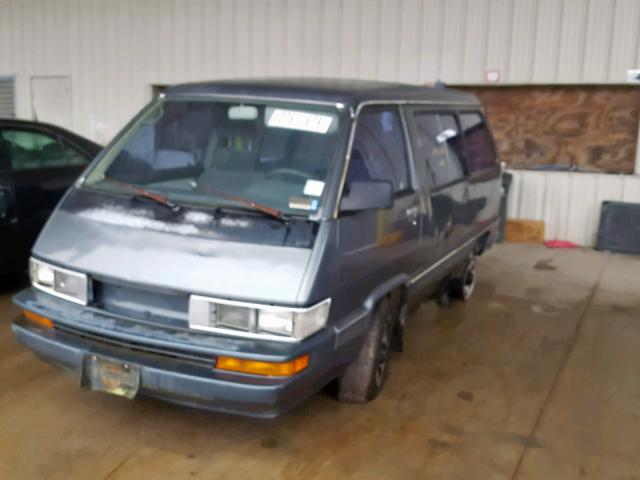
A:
[[459, 112, 498, 173]]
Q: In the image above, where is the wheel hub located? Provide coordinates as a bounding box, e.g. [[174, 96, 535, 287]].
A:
[[463, 260, 476, 300], [374, 320, 391, 387]]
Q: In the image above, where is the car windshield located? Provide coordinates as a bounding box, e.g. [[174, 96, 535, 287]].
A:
[[83, 98, 343, 216]]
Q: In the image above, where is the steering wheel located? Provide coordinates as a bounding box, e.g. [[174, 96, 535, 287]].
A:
[[265, 168, 312, 181]]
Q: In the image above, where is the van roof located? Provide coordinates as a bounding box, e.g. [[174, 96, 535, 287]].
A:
[[164, 78, 481, 109]]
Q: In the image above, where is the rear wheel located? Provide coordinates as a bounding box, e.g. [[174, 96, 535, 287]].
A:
[[450, 256, 477, 301], [338, 298, 393, 403]]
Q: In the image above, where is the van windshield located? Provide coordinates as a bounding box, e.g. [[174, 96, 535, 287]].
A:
[[83, 98, 342, 216]]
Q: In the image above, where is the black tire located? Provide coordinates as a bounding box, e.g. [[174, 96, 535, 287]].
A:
[[338, 297, 393, 403], [436, 285, 452, 307], [449, 256, 477, 301]]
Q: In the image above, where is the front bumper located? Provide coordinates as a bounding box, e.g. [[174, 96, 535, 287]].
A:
[[12, 289, 362, 418]]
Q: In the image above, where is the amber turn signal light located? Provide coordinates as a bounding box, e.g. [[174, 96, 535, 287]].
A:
[[216, 354, 310, 377], [23, 310, 54, 329]]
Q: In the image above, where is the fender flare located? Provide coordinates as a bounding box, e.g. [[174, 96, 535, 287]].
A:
[[363, 274, 409, 312], [333, 274, 409, 350]]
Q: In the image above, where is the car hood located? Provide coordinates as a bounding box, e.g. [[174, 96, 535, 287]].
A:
[[33, 197, 315, 305]]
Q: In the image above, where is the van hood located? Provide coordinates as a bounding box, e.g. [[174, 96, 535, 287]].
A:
[[32, 189, 316, 305]]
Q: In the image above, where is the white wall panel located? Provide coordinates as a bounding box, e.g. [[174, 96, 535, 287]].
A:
[[440, 0, 467, 82], [542, 173, 573, 241], [418, 0, 445, 83], [485, 0, 513, 81], [583, 0, 615, 82], [565, 174, 598, 246], [398, 0, 423, 82], [622, 176, 640, 203], [462, 0, 489, 83], [378, 0, 402, 80], [557, 0, 588, 83], [609, 0, 640, 82], [509, 0, 537, 83], [507, 171, 640, 246], [532, 0, 562, 83], [0, 0, 639, 142]]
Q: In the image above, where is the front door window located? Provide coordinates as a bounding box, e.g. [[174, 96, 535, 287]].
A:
[[346, 107, 411, 194]]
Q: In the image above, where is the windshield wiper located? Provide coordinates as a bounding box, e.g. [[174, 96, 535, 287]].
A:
[[198, 185, 289, 223], [101, 177, 181, 212]]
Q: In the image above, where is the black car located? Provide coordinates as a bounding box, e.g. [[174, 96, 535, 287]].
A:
[[0, 119, 101, 275]]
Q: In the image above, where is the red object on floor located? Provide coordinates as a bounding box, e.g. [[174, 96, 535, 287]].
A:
[[544, 239, 579, 249]]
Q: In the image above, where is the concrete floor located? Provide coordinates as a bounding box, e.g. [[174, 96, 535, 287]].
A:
[[1, 244, 639, 479]]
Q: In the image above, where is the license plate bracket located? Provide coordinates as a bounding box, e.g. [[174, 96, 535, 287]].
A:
[[81, 354, 140, 399]]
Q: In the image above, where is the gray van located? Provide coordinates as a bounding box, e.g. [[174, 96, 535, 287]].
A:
[[12, 79, 501, 417]]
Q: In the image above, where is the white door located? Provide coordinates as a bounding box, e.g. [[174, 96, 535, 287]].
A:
[[31, 76, 72, 130]]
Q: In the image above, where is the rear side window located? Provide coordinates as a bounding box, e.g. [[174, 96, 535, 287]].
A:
[[459, 112, 497, 173], [346, 107, 410, 193], [412, 112, 466, 188], [63, 142, 93, 166], [0, 129, 90, 171]]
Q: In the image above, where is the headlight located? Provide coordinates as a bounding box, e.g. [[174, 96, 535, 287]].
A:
[[257, 310, 294, 336], [188, 295, 331, 341], [29, 258, 89, 305]]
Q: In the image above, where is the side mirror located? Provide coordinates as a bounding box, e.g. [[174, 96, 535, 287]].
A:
[[340, 180, 393, 213]]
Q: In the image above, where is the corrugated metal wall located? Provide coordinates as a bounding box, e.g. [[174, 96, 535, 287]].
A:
[[1, 0, 639, 142], [507, 170, 640, 246]]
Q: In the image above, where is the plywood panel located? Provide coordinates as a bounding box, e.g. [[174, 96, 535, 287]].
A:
[[464, 86, 640, 174]]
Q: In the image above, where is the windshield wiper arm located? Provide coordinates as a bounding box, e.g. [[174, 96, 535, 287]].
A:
[[101, 177, 181, 212], [198, 185, 288, 222]]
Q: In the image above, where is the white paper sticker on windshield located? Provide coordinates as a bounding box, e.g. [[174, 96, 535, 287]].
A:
[[268, 109, 333, 134], [303, 179, 325, 197]]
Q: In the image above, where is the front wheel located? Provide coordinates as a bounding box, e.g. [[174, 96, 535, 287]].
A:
[[338, 298, 393, 403]]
